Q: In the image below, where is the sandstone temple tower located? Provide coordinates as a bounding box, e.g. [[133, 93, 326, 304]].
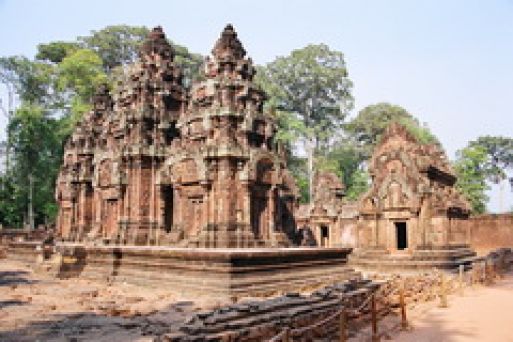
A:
[[350, 123, 476, 269], [55, 25, 299, 247]]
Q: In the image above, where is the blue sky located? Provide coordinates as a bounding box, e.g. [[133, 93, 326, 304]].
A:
[[1, 0, 512, 211]]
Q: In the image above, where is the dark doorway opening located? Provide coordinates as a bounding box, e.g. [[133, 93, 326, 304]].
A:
[[163, 185, 173, 233], [320, 225, 329, 247], [395, 222, 407, 250]]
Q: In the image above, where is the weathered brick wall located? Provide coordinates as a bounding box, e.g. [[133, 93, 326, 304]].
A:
[[468, 214, 513, 253]]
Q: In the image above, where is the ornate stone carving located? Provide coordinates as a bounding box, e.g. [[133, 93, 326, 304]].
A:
[[56, 25, 299, 247]]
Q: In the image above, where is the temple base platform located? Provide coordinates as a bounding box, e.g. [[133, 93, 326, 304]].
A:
[[349, 244, 478, 272], [5, 242, 358, 300]]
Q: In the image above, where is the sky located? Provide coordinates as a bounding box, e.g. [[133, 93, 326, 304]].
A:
[[0, 0, 512, 211]]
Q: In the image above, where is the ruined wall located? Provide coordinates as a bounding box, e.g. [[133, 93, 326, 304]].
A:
[[467, 214, 513, 254]]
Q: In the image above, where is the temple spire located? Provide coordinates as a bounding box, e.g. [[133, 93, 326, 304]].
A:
[[139, 26, 175, 60], [212, 24, 246, 61]]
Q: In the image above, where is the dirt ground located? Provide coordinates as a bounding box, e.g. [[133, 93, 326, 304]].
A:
[[2, 258, 513, 342], [387, 270, 513, 342], [356, 269, 513, 342], [0, 259, 221, 342]]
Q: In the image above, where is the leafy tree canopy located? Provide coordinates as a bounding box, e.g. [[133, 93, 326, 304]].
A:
[[36, 41, 80, 63], [255, 44, 353, 201], [2, 104, 62, 226], [78, 25, 150, 71], [256, 44, 353, 149], [77, 25, 203, 85], [0, 24, 205, 227], [468, 136, 513, 184], [454, 145, 490, 214], [0, 56, 53, 104], [346, 102, 439, 158]]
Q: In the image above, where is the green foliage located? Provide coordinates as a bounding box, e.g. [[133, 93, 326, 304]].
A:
[[287, 156, 309, 203], [256, 44, 353, 149], [172, 43, 204, 87], [345, 169, 370, 201], [346, 102, 439, 158], [255, 44, 353, 201], [36, 41, 80, 63], [54, 49, 108, 133], [79, 25, 149, 71], [454, 145, 490, 214], [56, 49, 108, 101], [0, 56, 53, 104], [322, 143, 369, 200], [0, 174, 24, 226], [0, 24, 205, 226], [468, 136, 513, 184], [1, 104, 62, 227], [77, 24, 203, 85]]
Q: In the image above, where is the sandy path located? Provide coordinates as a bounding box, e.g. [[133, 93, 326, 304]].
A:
[[392, 272, 513, 342]]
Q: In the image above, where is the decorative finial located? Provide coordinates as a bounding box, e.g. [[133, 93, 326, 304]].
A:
[[140, 26, 174, 60], [212, 24, 246, 60]]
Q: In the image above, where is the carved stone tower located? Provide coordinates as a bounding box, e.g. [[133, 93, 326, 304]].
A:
[[56, 25, 298, 247], [157, 24, 298, 247]]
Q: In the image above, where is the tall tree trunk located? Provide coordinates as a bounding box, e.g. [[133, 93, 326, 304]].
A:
[[307, 137, 314, 207], [28, 172, 34, 229]]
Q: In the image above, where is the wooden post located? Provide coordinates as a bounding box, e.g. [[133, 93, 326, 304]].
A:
[[482, 261, 486, 283], [438, 272, 448, 308], [339, 309, 347, 342], [497, 256, 503, 278], [471, 265, 477, 288], [458, 264, 464, 295], [283, 327, 290, 342], [400, 285, 408, 330], [371, 293, 379, 342], [489, 261, 496, 284]]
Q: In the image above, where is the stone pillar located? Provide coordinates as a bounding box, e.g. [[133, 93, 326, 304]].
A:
[[240, 181, 250, 226], [200, 181, 209, 232], [372, 214, 378, 247], [268, 186, 276, 235], [446, 216, 451, 246]]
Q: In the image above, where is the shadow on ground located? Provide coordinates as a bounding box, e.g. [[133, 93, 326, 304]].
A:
[[0, 271, 39, 287], [0, 301, 195, 342], [0, 299, 27, 309]]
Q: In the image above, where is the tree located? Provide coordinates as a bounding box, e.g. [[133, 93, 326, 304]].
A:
[[78, 24, 204, 85], [345, 168, 370, 201], [56, 49, 107, 101], [0, 24, 206, 227], [172, 43, 204, 88], [0, 57, 53, 173], [56, 49, 108, 134], [79, 25, 150, 72], [454, 145, 490, 214], [468, 136, 513, 184], [346, 102, 439, 159], [0, 56, 52, 105], [3, 104, 62, 227], [255, 44, 354, 201], [36, 41, 80, 64], [318, 142, 370, 200]]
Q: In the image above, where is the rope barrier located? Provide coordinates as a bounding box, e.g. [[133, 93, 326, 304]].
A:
[[267, 251, 512, 342]]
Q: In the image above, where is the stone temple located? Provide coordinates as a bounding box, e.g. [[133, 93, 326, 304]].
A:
[[55, 25, 299, 248], [49, 25, 356, 298], [350, 123, 477, 269], [296, 171, 358, 248]]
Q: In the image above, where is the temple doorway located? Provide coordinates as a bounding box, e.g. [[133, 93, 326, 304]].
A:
[[395, 221, 407, 250], [162, 185, 173, 233], [320, 225, 329, 247]]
